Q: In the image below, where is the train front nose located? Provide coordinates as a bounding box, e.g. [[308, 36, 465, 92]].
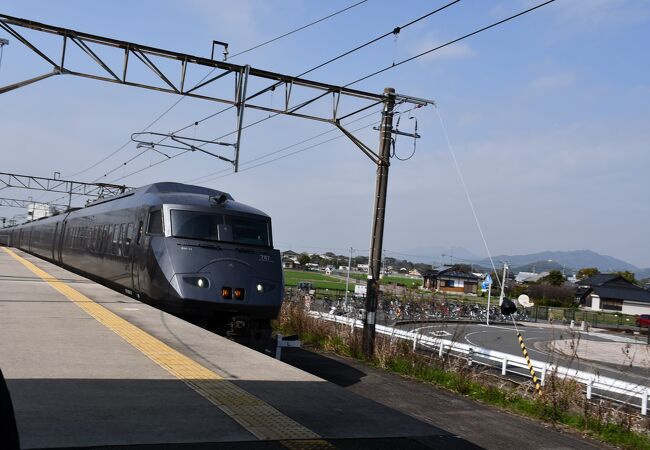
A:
[[173, 258, 282, 311]]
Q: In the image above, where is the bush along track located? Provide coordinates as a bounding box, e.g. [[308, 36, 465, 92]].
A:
[[275, 301, 650, 450]]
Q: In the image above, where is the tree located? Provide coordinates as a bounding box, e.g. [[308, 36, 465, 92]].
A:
[[616, 271, 637, 285], [576, 267, 600, 280], [542, 270, 566, 286], [298, 253, 310, 267]]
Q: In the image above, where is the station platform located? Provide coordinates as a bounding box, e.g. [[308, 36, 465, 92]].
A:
[[0, 247, 478, 450]]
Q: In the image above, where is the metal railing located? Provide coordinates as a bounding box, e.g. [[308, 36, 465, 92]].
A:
[[309, 311, 650, 415]]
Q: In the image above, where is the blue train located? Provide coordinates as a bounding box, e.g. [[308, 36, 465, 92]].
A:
[[0, 182, 284, 346]]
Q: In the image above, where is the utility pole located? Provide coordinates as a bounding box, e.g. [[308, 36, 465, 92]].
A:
[[498, 263, 509, 306], [363, 87, 396, 358], [344, 247, 353, 308]]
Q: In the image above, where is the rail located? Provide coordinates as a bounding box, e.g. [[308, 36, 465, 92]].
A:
[[309, 311, 650, 415]]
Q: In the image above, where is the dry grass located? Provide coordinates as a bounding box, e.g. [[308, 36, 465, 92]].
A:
[[275, 301, 650, 449]]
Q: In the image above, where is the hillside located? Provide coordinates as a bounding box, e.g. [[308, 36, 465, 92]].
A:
[[475, 250, 637, 273]]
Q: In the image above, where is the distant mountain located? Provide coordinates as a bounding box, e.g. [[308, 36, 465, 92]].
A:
[[636, 268, 650, 280], [475, 250, 638, 273], [510, 260, 565, 274], [400, 245, 480, 265]]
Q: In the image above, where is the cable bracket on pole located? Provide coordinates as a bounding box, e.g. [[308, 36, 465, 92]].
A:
[[131, 132, 237, 167]]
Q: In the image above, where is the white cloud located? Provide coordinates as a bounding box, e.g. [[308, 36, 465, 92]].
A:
[[529, 72, 576, 90], [409, 38, 475, 62], [551, 0, 650, 29]]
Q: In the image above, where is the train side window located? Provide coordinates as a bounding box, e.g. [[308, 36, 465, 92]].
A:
[[124, 223, 134, 257], [107, 225, 114, 254], [136, 221, 143, 245], [147, 210, 163, 235], [117, 224, 124, 257], [101, 225, 109, 254], [111, 225, 120, 255]]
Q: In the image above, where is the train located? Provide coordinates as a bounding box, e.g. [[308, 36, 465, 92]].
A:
[[0, 182, 284, 347]]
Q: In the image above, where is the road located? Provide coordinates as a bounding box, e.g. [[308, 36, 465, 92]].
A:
[[397, 321, 650, 385]]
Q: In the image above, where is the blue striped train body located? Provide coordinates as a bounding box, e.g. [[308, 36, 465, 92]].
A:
[[0, 182, 283, 347]]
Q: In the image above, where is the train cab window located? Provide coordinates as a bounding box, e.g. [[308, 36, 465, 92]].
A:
[[170, 210, 270, 247], [225, 215, 270, 247], [147, 210, 163, 235]]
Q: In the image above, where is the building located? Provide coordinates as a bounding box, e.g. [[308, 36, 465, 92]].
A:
[[577, 274, 650, 315], [515, 271, 549, 284], [422, 266, 480, 294]]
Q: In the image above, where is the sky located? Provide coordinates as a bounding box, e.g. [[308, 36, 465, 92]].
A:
[[1, 0, 649, 268]]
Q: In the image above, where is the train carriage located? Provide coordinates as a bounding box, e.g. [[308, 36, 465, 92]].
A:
[[0, 182, 284, 347]]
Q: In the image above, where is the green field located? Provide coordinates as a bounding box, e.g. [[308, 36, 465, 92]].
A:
[[283, 269, 354, 291], [346, 272, 422, 286], [285, 269, 423, 290]]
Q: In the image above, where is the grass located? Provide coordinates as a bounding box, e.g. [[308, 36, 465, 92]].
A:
[[276, 301, 650, 450], [283, 269, 354, 291]]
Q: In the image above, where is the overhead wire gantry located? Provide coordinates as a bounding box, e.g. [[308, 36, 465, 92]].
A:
[[0, 12, 434, 356], [0, 172, 130, 208]]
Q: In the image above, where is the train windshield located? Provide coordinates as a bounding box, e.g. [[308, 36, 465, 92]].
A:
[[170, 210, 270, 247]]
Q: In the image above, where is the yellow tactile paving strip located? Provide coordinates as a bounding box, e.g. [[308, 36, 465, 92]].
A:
[[2, 247, 334, 448]]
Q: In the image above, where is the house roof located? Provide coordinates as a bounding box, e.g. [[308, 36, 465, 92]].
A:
[[591, 285, 650, 303], [579, 274, 650, 304], [515, 271, 549, 283], [423, 266, 479, 280], [578, 273, 621, 286]]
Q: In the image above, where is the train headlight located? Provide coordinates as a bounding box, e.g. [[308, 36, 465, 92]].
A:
[[183, 276, 209, 288], [221, 287, 232, 299], [255, 282, 275, 293], [234, 288, 245, 300]]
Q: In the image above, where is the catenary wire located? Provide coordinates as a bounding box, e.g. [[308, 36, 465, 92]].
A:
[[96, 0, 464, 182], [73, 0, 553, 198], [151, 0, 463, 143], [345, 0, 557, 87], [198, 0, 558, 179], [228, 0, 369, 59], [207, 119, 381, 181], [185, 106, 403, 184], [122, 0, 551, 178], [111, 105, 397, 186], [65, 0, 371, 179]]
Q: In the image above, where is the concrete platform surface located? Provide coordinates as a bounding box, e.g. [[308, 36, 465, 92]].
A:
[[0, 247, 478, 450]]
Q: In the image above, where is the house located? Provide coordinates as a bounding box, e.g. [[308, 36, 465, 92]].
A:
[[408, 269, 422, 278], [282, 257, 299, 269], [577, 274, 650, 315], [515, 271, 549, 284], [422, 266, 480, 294]]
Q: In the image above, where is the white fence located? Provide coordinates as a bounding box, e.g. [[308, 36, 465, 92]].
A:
[[309, 312, 649, 415]]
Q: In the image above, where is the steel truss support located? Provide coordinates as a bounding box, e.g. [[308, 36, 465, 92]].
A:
[[0, 172, 130, 202], [0, 197, 67, 209], [0, 14, 432, 172]]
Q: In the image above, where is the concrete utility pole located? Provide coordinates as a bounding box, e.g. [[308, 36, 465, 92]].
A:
[[344, 246, 353, 309], [498, 263, 509, 306], [363, 87, 396, 357]]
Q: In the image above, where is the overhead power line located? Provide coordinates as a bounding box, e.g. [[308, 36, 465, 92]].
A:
[[229, 0, 369, 59], [96, 0, 464, 182], [63, 0, 556, 193], [347, 0, 557, 87], [106, 0, 554, 184], [153, 0, 463, 143], [64, 0, 371, 179]]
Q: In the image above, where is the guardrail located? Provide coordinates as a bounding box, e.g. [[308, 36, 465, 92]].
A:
[[309, 312, 650, 415]]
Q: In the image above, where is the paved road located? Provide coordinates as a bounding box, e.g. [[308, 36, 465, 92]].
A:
[[398, 321, 650, 385]]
